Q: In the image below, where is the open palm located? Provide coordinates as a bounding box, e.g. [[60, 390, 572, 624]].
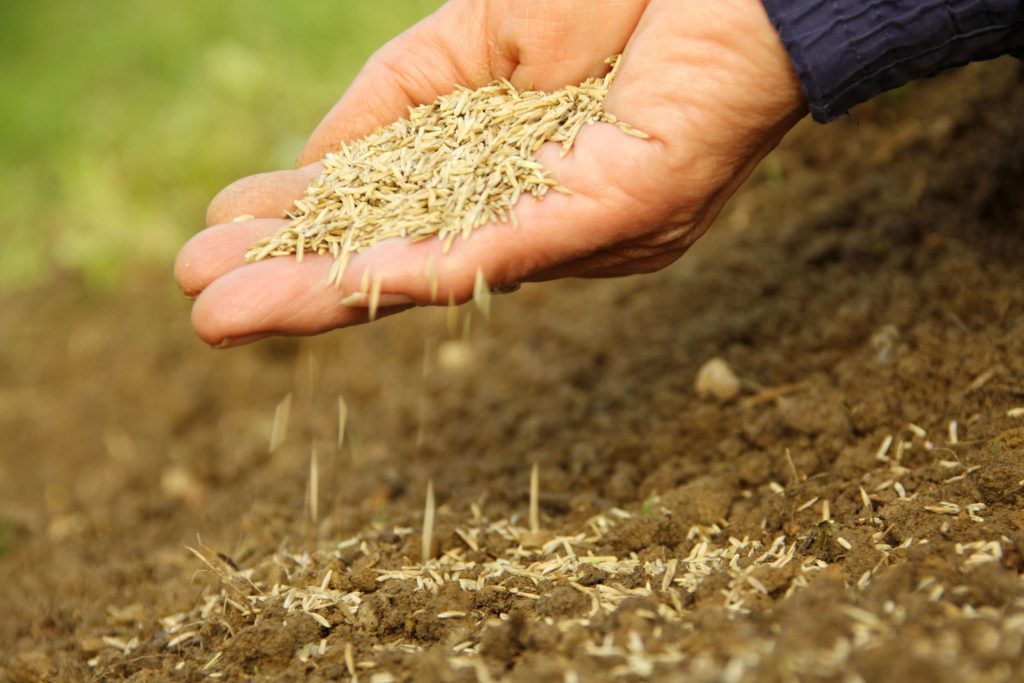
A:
[[175, 0, 805, 346]]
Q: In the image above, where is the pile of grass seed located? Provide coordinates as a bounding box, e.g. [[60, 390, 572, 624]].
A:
[[245, 56, 645, 284]]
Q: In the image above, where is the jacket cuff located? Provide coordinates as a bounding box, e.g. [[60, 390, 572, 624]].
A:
[[761, 0, 1024, 122]]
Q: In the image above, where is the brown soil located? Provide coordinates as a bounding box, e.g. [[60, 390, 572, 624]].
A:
[[2, 61, 1023, 683]]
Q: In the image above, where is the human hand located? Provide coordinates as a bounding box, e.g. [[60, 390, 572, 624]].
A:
[[175, 0, 806, 347]]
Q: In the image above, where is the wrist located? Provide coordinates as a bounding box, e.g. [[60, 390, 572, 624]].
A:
[[717, 0, 809, 133]]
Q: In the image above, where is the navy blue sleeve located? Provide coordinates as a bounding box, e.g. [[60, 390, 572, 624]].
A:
[[761, 0, 1024, 122]]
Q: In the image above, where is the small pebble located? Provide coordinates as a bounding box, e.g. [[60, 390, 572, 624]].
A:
[[694, 358, 741, 402]]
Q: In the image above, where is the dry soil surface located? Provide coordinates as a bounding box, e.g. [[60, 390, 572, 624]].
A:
[[1, 62, 1023, 683]]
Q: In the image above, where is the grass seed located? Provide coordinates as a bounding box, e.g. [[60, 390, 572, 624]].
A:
[[245, 57, 645, 280], [269, 392, 292, 454], [422, 480, 435, 564]]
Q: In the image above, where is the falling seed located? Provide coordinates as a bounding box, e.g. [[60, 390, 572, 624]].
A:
[[422, 336, 437, 378], [422, 480, 435, 565], [369, 273, 383, 322], [327, 250, 348, 286], [473, 268, 491, 320], [908, 423, 927, 439], [1008, 407, 1024, 418], [269, 392, 293, 453], [415, 395, 427, 449], [948, 420, 959, 444], [529, 462, 540, 533], [309, 446, 319, 523], [446, 292, 459, 338], [360, 267, 370, 296], [426, 260, 440, 303], [337, 396, 348, 451], [821, 499, 831, 522]]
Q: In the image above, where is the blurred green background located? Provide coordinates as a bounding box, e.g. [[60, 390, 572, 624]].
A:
[[0, 0, 442, 292]]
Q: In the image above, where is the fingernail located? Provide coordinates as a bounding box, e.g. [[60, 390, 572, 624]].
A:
[[340, 293, 415, 307], [179, 286, 198, 301], [213, 332, 273, 349]]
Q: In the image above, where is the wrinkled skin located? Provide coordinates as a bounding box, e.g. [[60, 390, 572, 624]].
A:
[[175, 0, 806, 347]]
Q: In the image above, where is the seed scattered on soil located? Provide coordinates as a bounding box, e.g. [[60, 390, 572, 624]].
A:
[[908, 422, 928, 439], [694, 357, 741, 402], [875, 434, 894, 461], [244, 56, 646, 284]]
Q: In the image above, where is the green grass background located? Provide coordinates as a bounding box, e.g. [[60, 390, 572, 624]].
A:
[[0, 1, 442, 291]]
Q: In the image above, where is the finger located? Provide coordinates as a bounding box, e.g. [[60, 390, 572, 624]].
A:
[[189, 254, 413, 345], [211, 301, 412, 349], [175, 218, 289, 297], [205, 163, 323, 227]]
